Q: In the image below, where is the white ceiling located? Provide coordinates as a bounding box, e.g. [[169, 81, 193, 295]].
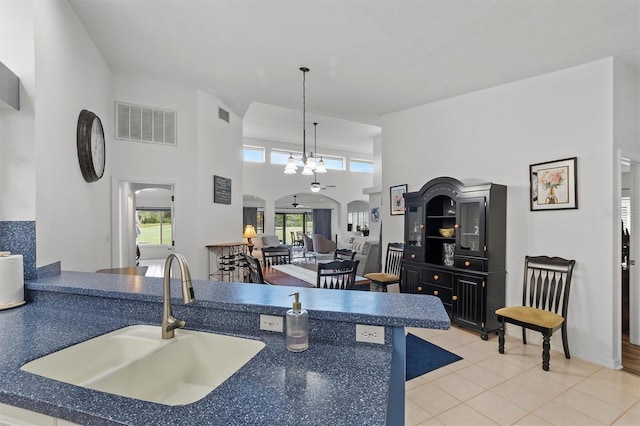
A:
[[68, 0, 639, 152]]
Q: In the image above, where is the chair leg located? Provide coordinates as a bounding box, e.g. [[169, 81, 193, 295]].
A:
[[561, 322, 570, 359], [541, 332, 551, 371], [498, 320, 505, 354], [522, 327, 527, 345]]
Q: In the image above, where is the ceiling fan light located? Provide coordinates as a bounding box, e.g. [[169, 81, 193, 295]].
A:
[[315, 158, 327, 173], [310, 182, 321, 193]]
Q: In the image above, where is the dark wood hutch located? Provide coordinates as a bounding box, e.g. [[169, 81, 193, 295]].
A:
[[401, 177, 507, 339]]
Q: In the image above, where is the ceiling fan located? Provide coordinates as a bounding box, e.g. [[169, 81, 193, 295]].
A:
[[310, 172, 336, 192], [291, 195, 310, 208]]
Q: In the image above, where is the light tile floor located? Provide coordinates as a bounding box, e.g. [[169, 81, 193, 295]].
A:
[[405, 326, 640, 425]]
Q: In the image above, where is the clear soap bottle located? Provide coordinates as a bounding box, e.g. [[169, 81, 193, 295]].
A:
[[286, 292, 308, 352]]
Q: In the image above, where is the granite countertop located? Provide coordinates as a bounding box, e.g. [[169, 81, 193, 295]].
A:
[[0, 271, 450, 425]]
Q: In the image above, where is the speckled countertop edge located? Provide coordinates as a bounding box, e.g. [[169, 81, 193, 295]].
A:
[[0, 270, 451, 425], [25, 271, 451, 329]]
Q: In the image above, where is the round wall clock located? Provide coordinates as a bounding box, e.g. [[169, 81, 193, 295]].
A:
[[76, 109, 105, 182]]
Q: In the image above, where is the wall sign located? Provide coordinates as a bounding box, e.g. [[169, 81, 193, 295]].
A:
[[213, 175, 232, 204]]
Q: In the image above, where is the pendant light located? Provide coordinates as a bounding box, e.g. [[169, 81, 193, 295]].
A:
[[284, 67, 326, 176]]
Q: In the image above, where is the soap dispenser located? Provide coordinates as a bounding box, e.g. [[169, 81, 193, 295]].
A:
[[286, 292, 309, 352]]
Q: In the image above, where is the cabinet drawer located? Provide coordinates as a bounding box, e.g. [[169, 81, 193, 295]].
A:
[[423, 268, 452, 287], [424, 283, 453, 302], [454, 257, 486, 271], [404, 251, 423, 262]]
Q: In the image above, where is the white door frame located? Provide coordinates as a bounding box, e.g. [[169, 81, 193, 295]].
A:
[[617, 150, 640, 369], [110, 176, 176, 268]]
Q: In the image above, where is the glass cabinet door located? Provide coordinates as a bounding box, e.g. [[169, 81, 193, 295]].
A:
[[456, 197, 486, 257], [405, 202, 423, 249]]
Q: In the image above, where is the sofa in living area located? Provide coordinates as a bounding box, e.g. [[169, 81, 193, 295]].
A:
[[336, 233, 380, 277], [249, 234, 288, 262]]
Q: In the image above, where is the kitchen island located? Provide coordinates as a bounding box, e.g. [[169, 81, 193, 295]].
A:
[[0, 271, 449, 425]]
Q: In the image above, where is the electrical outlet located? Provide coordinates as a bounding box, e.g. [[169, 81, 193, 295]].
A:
[[260, 314, 283, 332], [355, 324, 385, 344]]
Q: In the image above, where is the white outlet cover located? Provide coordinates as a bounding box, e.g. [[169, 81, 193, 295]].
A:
[[355, 324, 385, 344], [260, 314, 283, 332]]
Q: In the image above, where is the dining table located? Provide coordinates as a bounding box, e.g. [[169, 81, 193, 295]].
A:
[[262, 262, 371, 288]]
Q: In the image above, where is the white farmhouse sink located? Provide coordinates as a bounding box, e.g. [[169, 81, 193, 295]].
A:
[[21, 325, 265, 406]]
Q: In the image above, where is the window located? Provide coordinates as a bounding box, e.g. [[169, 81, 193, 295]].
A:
[[622, 196, 631, 233], [256, 210, 264, 233], [348, 211, 370, 232], [136, 209, 172, 245], [271, 149, 301, 166], [243, 145, 265, 163], [271, 149, 344, 171], [320, 155, 344, 171], [350, 159, 374, 173], [275, 212, 313, 245]]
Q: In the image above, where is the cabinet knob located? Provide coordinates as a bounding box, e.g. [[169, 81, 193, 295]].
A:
[[411, 253, 416, 259], [433, 274, 439, 280], [454, 224, 460, 229], [452, 295, 458, 301], [420, 224, 424, 229], [417, 286, 423, 292], [464, 261, 470, 267], [433, 290, 439, 296]]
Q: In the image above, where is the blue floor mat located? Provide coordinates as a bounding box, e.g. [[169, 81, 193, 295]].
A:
[[406, 333, 463, 380]]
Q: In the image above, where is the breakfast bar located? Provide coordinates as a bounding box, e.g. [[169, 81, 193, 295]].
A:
[[0, 271, 449, 425]]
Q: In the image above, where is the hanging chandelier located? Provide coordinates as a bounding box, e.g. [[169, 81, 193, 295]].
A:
[[284, 67, 327, 176]]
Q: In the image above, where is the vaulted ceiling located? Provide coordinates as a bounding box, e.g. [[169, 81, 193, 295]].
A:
[[68, 0, 639, 152]]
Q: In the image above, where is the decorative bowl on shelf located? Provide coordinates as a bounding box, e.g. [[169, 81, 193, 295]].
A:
[[439, 228, 455, 238]]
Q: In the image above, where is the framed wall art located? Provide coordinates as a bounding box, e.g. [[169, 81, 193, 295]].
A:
[[390, 184, 408, 215], [530, 157, 577, 211]]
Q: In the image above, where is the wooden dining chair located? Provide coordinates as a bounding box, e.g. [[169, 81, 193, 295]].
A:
[[317, 259, 360, 290], [243, 254, 267, 284], [364, 243, 404, 292], [495, 255, 576, 371], [334, 248, 356, 260], [261, 246, 292, 267]]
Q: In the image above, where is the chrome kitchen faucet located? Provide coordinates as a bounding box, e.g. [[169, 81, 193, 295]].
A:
[[162, 253, 195, 339]]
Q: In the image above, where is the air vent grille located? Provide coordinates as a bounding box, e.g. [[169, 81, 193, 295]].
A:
[[116, 102, 176, 145], [218, 107, 230, 123]]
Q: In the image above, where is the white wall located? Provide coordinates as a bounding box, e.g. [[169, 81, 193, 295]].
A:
[[1, 2, 245, 280], [0, 0, 36, 221], [34, 0, 113, 270], [194, 89, 244, 278], [381, 58, 636, 368], [110, 76, 244, 279], [110, 75, 198, 272]]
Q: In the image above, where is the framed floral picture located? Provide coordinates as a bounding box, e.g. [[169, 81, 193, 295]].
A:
[[390, 184, 408, 215], [530, 157, 578, 211]]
